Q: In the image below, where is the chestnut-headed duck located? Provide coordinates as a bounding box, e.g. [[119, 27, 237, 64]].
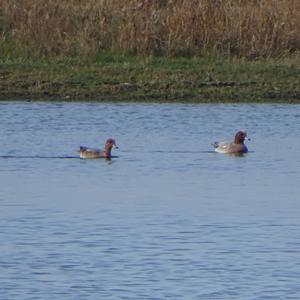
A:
[[79, 138, 118, 159], [212, 131, 250, 154]]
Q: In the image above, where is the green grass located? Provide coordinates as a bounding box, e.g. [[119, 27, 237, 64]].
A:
[[0, 50, 299, 102]]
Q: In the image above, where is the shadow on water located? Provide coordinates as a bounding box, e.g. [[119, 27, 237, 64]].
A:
[[0, 155, 120, 160], [0, 151, 254, 159], [0, 155, 80, 159], [122, 150, 254, 155], [121, 150, 216, 154]]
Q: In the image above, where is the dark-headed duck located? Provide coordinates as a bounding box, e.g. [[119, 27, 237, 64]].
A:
[[212, 131, 250, 154], [79, 138, 118, 159]]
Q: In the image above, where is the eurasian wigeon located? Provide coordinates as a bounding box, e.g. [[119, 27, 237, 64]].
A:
[[79, 138, 118, 159], [212, 130, 250, 154]]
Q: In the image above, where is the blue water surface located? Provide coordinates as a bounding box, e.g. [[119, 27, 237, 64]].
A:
[[0, 102, 299, 299]]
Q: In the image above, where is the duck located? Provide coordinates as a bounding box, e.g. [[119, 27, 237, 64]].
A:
[[79, 138, 118, 159], [212, 130, 250, 154]]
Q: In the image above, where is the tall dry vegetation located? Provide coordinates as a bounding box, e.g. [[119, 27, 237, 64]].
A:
[[1, 0, 300, 58]]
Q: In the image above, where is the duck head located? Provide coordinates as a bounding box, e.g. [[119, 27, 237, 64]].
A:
[[234, 131, 250, 144], [104, 138, 118, 151]]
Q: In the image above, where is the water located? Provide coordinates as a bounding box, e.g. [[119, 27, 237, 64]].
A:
[[0, 102, 299, 299]]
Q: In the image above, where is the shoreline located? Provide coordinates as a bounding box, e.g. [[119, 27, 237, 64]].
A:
[[1, 94, 300, 104], [1, 55, 299, 103]]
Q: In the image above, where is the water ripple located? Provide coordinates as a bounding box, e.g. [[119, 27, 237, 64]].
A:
[[0, 102, 300, 299]]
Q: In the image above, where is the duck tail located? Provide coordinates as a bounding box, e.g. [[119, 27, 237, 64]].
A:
[[211, 142, 219, 148]]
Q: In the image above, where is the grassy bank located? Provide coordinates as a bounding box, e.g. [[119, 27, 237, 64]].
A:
[[1, 0, 299, 102], [0, 53, 299, 102]]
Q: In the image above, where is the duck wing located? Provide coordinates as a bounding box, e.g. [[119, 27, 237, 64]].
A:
[[79, 146, 101, 153], [79, 146, 88, 151], [212, 141, 231, 153]]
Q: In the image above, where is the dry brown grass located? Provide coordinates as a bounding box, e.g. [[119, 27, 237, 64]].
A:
[[1, 0, 300, 58]]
